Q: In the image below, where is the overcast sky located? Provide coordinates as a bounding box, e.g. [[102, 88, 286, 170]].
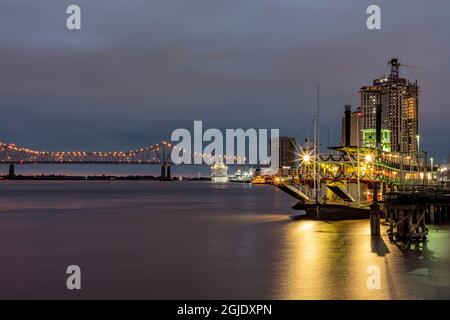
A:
[[1, 0, 449, 162]]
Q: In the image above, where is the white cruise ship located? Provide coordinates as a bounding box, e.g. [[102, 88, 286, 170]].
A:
[[210, 163, 229, 183]]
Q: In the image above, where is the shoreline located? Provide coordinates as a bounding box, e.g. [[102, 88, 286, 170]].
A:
[[0, 175, 213, 181]]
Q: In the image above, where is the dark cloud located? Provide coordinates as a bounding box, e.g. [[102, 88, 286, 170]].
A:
[[0, 0, 449, 160]]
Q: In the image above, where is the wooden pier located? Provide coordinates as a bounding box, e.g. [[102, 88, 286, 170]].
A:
[[384, 187, 450, 245]]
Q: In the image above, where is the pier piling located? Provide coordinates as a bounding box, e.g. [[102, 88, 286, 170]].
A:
[[370, 204, 381, 236]]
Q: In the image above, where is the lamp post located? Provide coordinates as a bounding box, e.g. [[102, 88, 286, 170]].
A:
[[416, 135, 421, 175], [356, 112, 362, 202], [416, 135, 420, 152], [441, 167, 447, 186], [430, 157, 434, 185], [300, 150, 311, 182]]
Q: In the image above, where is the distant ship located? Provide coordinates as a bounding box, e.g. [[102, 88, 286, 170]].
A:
[[211, 163, 229, 183], [229, 168, 253, 183], [251, 175, 273, 184]]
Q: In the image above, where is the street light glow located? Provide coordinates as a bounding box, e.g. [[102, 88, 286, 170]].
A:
[[364, 154, 373, 163], [302, 154, 311, 163]]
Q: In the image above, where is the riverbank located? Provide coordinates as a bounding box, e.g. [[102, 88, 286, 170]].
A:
[[0, 175, 212, 181]]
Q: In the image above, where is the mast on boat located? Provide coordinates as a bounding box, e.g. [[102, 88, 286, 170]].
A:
[[314, 85, 321, 216]]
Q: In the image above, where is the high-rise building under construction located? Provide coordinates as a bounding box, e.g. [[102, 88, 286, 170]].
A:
[[359, 58, 419, 154]]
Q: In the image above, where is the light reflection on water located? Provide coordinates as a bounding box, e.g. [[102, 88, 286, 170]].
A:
[[277, 219, 449, 300], [0, 181, 449, 299]]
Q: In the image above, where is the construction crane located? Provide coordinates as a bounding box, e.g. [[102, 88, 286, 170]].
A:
[[388, 58, 427, 78], [401, 63, 427, 71]]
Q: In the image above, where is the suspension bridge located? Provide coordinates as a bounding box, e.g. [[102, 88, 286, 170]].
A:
[[0, 140, 175, 179], [0, 141, 174, 165], [0, 139, 250, 179]]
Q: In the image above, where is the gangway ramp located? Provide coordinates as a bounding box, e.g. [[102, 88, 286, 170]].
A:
[[327, 185, 355, 202], [280, 181, 313, 202]]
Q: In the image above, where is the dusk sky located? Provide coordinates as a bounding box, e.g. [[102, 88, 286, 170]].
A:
[[1, 0, 450, 164]]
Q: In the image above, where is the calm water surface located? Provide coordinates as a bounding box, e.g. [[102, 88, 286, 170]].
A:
[[0, 181, 449, 299]]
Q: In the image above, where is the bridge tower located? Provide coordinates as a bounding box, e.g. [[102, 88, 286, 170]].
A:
[[155, 141, 173, 180], [159, 163, 171, 180], [166, 164, 171, 180], [160, 163, 166, 180], [8, 164, 15, 179]]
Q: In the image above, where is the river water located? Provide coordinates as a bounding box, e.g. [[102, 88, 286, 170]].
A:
[[0, 181, 449, 299]]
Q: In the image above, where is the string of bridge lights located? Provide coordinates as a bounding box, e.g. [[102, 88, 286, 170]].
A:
[[1, 140, 247, 163], [0, 140, 163, 158], [170, 144, 247, 162]]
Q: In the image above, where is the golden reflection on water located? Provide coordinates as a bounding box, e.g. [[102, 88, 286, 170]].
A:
[[277, 220, 325, 299], [297, 222, 315, 233], [276, 220, 394, 300]]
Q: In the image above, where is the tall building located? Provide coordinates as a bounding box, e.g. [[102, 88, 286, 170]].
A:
[[359, 59, 419, 153], [279, 136, 297, 167]]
